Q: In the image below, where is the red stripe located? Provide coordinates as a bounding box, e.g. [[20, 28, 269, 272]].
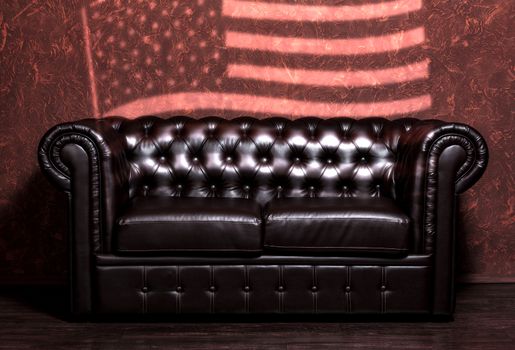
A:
[[225, 27, 425, 55], [105, 92, 432, 118], [227, 60, 430, 87], [223, 0, 423, 22]]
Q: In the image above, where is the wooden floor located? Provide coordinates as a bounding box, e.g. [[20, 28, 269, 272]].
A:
[[0, 284, 514, 349]]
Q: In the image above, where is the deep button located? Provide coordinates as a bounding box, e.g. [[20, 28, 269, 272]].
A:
[[141, 286, 149, 293], [177, 184, 183, 189], [243, 185, 250, 192], [345, 286, 351, 292], [343, 185, 348, 190], [244, 286, 250, 292], [277, 286, 285, 292], [294, 157, 300, 163], [309, 186, 315, 191], [261, 157, 268, 163], [210, 184, 216, 190], [209, 286, 216, 292], [311, 286, 318, 292], [226, 156, 232, 162], [277, 186, 283, 192], [160, 156, 166, 162], [381, 285, 387, 292], [327, 158, 333, 164], [192, 157, 199, 162], [176, 286, 183, 293], [361, 156, 367, 162]]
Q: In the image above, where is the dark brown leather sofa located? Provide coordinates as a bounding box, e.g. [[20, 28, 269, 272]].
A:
[[38, 116, 488, 317]]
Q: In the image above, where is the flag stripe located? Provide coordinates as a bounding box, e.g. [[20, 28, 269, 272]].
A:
[[225, 27, 425, 56], [227, 48, 428, 70], [227, 59, 430, 87], [105, 92, 432, 118], [223, 0, 423, 22]]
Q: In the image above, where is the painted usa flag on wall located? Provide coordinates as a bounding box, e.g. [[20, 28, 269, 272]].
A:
[[83, 0, 431, 118]]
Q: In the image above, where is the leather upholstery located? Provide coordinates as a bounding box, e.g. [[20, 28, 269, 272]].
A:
[[264, 197, 410, 254], [395, 121, 488, 253], [115, 197, 262, 253], [95, 265, 431, 314], [38, 116, 488, 316]]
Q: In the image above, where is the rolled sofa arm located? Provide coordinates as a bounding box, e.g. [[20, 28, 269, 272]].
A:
[[394, 120, 488, 316], [38, 118, 130, 253], [39, 118, 130, 315], [394, 120, 488, 253]]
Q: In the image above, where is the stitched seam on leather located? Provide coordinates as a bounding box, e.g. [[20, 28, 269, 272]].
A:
[[118, 219, 262, 225], [244, 265, 249, 313], [348, 266, 352, 313], [210, 266, 214, 314], [279, 265, 284, 313], [313, 266, 317, 314], [116, 248, 263, 252], [266, 217, 409, 224], [264, 245, 407, 251], [177, 265, 181, 314], [142, 266, 147, 314], [381, 267, 385, 313]]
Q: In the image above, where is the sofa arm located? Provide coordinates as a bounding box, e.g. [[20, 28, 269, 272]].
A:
[[38, 118, 130, 254], [394, 120, 488, 316], [39, 118, 130, 315], [394, 121, 488, 254]]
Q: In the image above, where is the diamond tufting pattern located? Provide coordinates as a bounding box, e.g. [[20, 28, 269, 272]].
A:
[[114, 116, 412, 205]]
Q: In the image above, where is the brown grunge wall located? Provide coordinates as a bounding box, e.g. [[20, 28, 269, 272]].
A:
[[0, 0, 513, 283]]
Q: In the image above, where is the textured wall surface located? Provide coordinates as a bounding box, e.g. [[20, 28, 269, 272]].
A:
[[0, 0, 513, 283]]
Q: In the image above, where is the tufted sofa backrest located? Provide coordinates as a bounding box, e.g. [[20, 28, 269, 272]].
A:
[[109, 116, 416, 206]]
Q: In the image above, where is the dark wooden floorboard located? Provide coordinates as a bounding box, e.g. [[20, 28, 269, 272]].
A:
[[0, 284, 514, 349]]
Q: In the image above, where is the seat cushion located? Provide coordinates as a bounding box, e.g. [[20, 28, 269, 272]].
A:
[[264, 197, 410, 254], [115, 197, 263, 254]]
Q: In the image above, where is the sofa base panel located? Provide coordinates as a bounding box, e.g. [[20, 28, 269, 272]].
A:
[[95, 264, 432, 314]]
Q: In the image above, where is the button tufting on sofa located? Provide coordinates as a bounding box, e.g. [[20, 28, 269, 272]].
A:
[[38, 116, 489, 316]]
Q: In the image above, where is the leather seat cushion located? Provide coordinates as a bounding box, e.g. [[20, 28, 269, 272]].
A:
[[264, 197, 410, 254], [115, 197, 263, 254]]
